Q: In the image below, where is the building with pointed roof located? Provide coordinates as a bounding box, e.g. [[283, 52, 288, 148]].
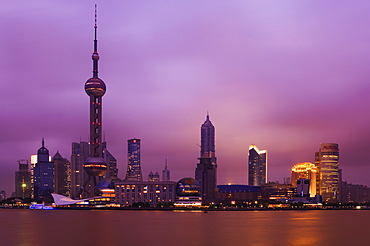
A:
[[196, 113, 217, 204], [53, 151, 71, 197], [33, 139, 54, 202], [162, 159, 170, 182]]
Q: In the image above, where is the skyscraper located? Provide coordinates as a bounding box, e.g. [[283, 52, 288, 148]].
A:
[[315, 143, 340, 202], [291, 162, 317, 197], [196, 114, 217, 204], [15, 160, 31, 199], [200, 113, 217, 167], [33, 139, 54, 202], [248, 144, 267, 186], [162, 159, 170, 182], [126, 139, 142, 181], [70, 141, 89, 198], [52, 151, 71, 197], [81, 5, 107, 197], [103, 142, 118, 179]]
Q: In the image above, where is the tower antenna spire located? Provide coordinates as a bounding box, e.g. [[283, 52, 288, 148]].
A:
[[92, 4, 99, 78]]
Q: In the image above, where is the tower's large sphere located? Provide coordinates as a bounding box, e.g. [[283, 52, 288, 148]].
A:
[[85, 78, 106, 97], [83, 157, 107, 176]]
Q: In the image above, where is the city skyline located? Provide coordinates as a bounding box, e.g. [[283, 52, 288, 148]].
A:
[[2, 1, 370, 195]]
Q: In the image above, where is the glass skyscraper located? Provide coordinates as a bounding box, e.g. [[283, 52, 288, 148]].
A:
[[315, 143, 339, 202], [125, 139, 142, 181], [248, 144, 267, 186]]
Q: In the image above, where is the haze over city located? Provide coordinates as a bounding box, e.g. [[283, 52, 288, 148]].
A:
[[1, 1, 370, 195]]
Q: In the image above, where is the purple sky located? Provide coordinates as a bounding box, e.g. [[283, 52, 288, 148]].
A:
[[2, 1, 370, 195]]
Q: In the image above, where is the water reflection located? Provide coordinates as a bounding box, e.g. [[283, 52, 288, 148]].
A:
[[0, 210, 369, 246]]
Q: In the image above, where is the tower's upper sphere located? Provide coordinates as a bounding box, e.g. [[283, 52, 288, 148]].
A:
[[85, 77, 106, 97]]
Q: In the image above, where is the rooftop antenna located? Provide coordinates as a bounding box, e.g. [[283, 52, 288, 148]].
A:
[[92, 4, 99, 78]]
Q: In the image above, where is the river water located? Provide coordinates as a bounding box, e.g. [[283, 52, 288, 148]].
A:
[[0, 209, 369, 246]]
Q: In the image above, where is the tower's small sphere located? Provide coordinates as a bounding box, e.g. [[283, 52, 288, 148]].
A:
[[92, 52, 100, 61], [83, 157, 107, 176], [85, 78, 106, 97]]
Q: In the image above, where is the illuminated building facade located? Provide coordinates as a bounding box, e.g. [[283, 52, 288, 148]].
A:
[[215, 185, 260, 204], [125, 139, 143, 181], [248, 145, 267, 186], [291, 162, 317, 197], [315, 143, 340, 202], [33, 139, 54, 202], [15, 160, 31, 199], [260, 182, 294, 201], [175, 178, 202, 207], [115, 181, 176, 206], [52, 151, 71, 197], [162, 159, 170, 182], [70, 141, 89, 198], [196, 114, 217, 204], [81, 6, 107, 197]]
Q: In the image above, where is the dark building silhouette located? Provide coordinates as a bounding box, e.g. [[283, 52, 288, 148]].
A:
[[248, 144, 267, 186], [196, 114, 217, 204], [80, 6, 107, 197], [200, 113, 217, 167], [148, 171, 160, 182], [70, 141, 89, 198], [15, 160, 31, 199], [103, 142, 118, 179], [162, 159, 170, 182], [33, 139, 54, 202], [126, 139, 142, 181], [52, 151, 71, 197], [195, 157, 216, 204]]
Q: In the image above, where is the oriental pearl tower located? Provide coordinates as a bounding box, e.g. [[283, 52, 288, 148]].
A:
[[80, 5, 107, 197]]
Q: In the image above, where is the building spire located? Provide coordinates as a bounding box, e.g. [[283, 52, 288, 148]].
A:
[[42, 138, 45, 148], [206, 111, 210, 120], [92, 4, 99, 78]]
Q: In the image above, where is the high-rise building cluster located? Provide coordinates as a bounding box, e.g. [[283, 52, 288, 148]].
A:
[[8, 7, 370, 207]]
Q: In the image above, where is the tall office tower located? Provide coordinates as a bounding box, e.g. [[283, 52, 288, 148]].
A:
[[33, 139, 54, 202], [196, 114, 217, 204], [315, 143, 340, 202], [125, 139, 142, 181], [52, 151, 71, 197], [15, 160, 31, 199], [70, 141, 89, 198], [148, 171, 160, 182], [162, 159, 170, 181], [81, 6, 107, 197], [248, 144, 267, 186], [103, 142, 118, 179], [200, 113, 217, 167], [291, 162, 317, 197]]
